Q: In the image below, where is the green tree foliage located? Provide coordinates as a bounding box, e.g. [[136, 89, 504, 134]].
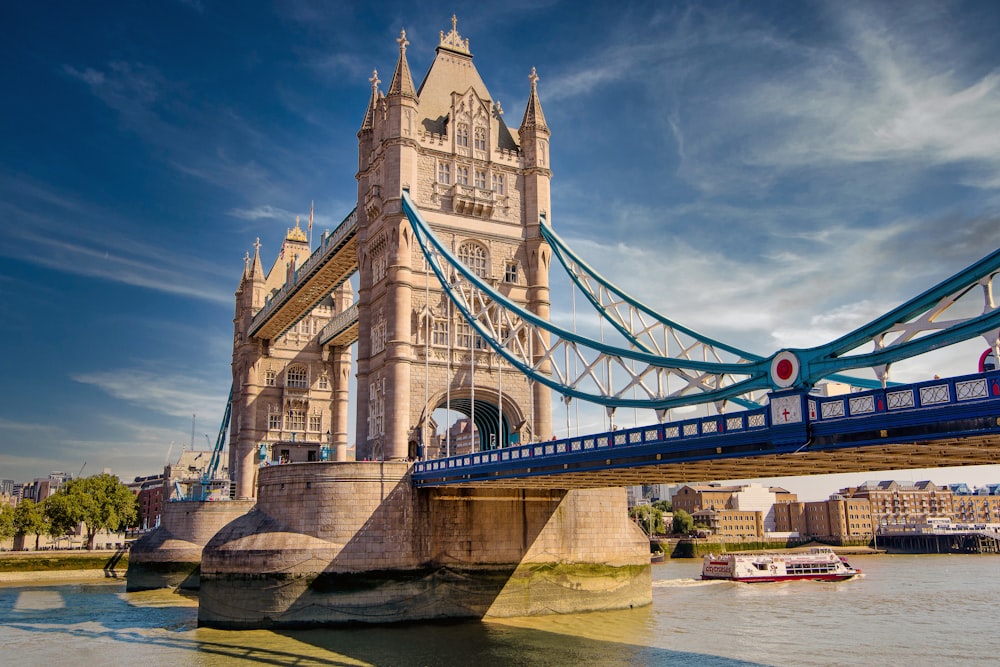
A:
[[672, 508, 694, 535], [47, 474, 138, 550], [629, 504, 666, 535], [0, 503, 15, 540], [13, 499, 49, 550], [652, 499, 672, 513]]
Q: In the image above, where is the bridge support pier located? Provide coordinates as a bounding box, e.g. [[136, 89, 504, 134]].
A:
[[198, 462, 651, 628], [126, 499, 255, 591]]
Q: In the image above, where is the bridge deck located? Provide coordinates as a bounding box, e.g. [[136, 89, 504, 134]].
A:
[[413, 371, 1000, 489]]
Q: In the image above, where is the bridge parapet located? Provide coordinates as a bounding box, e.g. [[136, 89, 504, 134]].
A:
[[319, 302, 360, 346], [413, 370, 1000, 489]]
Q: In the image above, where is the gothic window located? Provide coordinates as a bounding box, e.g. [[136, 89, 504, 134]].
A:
[[268, 410, 282, 431], [309, 412, 322, 432], [504, 261, 518, 283], [318, 374, 329, 390], [438, 162, 451, 184], [287, 365, 308, 388], [265, 369, 276, 387], [456, 165, 469, 186], [457, 242, 488, 278], [474, 126, 487, 151], [288, 408, 306, 431], [491, 173, 504, 195], [432, 319, 448, 346], [373, 254, 387, 282], [371, 316, 387, 354], [456, 123, 469, 147], [474, 169, 486, 189], [368, 377, 385, 437], [456, 321, 474, 349]]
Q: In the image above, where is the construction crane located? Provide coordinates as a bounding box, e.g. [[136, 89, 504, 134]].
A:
[[200, 384, 233, 500]]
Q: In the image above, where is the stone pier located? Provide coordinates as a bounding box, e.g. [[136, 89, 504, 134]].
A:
[[126, 499, 255, 591], [198, 462, 650, 628]]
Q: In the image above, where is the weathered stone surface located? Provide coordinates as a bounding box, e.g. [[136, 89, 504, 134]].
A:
[[126, 499, 254, 591], [198, 462, 650, 627]]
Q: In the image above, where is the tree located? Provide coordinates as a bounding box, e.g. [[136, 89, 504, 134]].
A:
[[629, 504, 666, 535], [48, 474, 138, 550], [672, 508, 694, 535], [652, 499, 672, 513], [0, 503, 14, 541], [13, 499, 49, 550]]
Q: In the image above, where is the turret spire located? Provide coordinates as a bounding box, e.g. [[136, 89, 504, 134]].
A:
[[387, 29, 418, 100], [520, 67, 549, 132], [360, 69, 381, 132]]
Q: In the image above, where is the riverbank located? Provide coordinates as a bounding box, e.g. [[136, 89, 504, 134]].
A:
[[0, 550, 129, 583], [664, 537, 883, 558]]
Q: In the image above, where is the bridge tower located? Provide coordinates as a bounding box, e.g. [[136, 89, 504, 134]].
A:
[[229, 223, 353, 499], [355, 18, 553, 461]]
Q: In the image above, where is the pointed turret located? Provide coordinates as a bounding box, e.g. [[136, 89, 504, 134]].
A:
[[359, 69, 382, 134], [387, 29, 418, 101], [520, 67, 549, 133]]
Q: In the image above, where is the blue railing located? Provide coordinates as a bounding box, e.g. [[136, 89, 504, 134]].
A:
[[412, 370, 1000, 484], [413, 405, 770, 476]]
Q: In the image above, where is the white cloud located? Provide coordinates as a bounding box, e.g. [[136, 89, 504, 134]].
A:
[[72, 369, 228, 420]]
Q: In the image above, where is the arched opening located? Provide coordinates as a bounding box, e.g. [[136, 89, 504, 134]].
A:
[[421, 389, 522, 458]]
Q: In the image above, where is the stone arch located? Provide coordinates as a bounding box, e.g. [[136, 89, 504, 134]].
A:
[[418, 386, 526, 455]]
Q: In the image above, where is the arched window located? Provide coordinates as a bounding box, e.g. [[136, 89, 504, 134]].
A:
[[287, 365, 308, 388], [458, 242, 489, 278], [456, 123, 469, 147], [264, 369, 276, 387], [474, 126, 487, 151]]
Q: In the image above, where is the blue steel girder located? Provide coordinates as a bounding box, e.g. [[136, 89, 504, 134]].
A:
[[403, 192, 772, 410], [541, 218, 891, 403], [787, 249, 1000, 387], [404, 191, 1000, 408]]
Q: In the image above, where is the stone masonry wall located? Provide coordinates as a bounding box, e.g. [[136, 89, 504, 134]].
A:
[[198, 462, 650, 626]]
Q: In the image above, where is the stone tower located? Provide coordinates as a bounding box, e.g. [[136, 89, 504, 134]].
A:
[[230, 220, 353, 499], [355, 17, 553, 461]]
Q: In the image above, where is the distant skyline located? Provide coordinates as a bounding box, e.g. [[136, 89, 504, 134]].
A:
[[2, 1, 999, 500]]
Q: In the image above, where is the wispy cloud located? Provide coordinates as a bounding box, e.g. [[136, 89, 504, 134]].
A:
[[72, 368, 228, 420]]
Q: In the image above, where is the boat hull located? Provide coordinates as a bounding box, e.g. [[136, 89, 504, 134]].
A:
[[701, 547, 861, 583]]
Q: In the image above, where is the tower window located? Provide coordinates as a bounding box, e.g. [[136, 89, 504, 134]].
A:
[[287, 365, 308, 388], [438, 162, 451, 184], [458, 242, 488, 278], [474, 169, 486, 189], [474, 126, 487, 151], [318, 374, 329, 390], [456, 165, 469, 186], [432, 319, 448, 346], [491, 173, 504, 195], [265, 369, 276, 387], [456, 123, 469, 147], [504, 261, 518, 283]]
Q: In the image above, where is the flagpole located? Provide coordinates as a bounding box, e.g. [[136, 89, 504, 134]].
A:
[[308, 200, 314, 249]]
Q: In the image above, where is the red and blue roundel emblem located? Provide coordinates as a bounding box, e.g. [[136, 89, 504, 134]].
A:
[[770, 351, 800, 388]]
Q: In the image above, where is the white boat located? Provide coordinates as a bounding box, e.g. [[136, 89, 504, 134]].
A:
[[701, 546, 861, 583]]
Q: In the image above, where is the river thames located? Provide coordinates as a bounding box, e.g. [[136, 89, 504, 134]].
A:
[[2, 554, 998, 666]]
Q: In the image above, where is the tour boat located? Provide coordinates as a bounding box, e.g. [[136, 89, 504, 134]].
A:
[[701, 546, 861, 583]]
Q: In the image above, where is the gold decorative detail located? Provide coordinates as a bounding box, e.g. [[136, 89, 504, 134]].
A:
[[286, 215, 308, 242]]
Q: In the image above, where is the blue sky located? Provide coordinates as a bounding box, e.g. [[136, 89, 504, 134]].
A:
[[2, 1, 999, 499]]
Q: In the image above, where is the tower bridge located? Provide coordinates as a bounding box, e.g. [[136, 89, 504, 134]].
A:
[[132, 16, 1000, 628]]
